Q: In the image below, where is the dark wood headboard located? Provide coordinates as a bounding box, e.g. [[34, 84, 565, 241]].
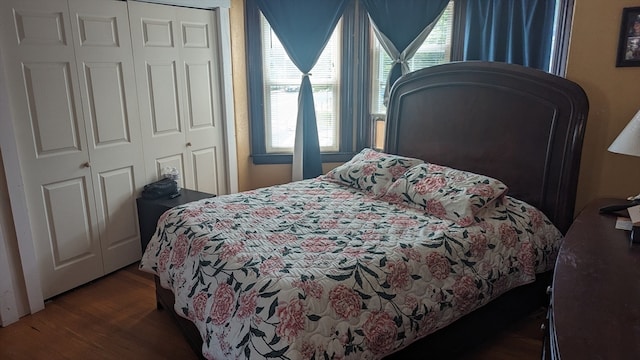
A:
[[385, 61, 589, 234]]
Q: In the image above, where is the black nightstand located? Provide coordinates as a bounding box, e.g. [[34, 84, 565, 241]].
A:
[[136, 188, 215, 252]]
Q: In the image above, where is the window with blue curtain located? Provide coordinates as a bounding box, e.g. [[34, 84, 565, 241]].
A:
[[246, 0, 572, 165]]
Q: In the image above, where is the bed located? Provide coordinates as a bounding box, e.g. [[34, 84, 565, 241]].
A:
[[139, 61, 589, 359]]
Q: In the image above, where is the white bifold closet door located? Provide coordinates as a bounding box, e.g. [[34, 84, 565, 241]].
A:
[[129, 1, 228, 196], [0, 0, 143, 298]]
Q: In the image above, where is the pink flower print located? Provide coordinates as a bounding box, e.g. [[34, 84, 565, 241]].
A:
[[276, 299, 306, 341], [381, 192, 403, 204], [268, 233, 297, 245], [319, 219, 339, 229], [363, 149, 384, 160], [183, 207, 204, 220], [329, 285, 361, 319], [499, 223, 518, 248], [360, 230, 383, 242], [223, 203, 250, 212], [342, 246, 367, 258], [426, 252, 450, 280], [189, 236, 209, 256], [237, 290, 258, 319], [210, 283, 235, 325], [220, 242, 245, 260], [389, 216, 419, 227], [300, 237, 335, 253], [292, 279, 323, 299], [389, 165, 408, 179], [362, 163, 377, 176], [252, 206, 281, 218], [418, 311, 438, 337], [517, 242, 536, 277], [527, 208, 544, 229], [414, 176, 446, 194], [467, 184, 495, 197], [356, 212, 382, 221], [214, 219, 234, 230], [157, 247, 170, 273], [171, 234, 189, 267], [457, 216, 475, 227], [362, 311, 397, 354], [259, 256, 284, 275], [386, 261, 410, 290], [404, 294, 419, 311], [399, 247, 421, 262], [191, 292, 208, 321], [469, 233, 488, 258], [425, 200, 447, 218], [452, 275, 479, 313], [331, 191, 354, 200]]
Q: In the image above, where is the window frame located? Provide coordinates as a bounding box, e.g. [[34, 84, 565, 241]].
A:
[[246, 0, 368, 164]]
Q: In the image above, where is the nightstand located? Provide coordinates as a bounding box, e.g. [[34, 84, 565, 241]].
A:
[[544, 198, 640, 359], [136, 188, 215, 252]]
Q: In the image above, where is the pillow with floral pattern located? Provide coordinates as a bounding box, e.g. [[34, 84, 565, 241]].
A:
[[323, 148, 424, 197], [382, 163, 509, 226]]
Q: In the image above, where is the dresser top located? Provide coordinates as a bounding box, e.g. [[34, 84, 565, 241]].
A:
[[552, 198, 640, 359]]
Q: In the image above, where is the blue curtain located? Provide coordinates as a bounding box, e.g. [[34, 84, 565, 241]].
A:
[[255, 0, 349, 181], [362, 0, 450, 99], [462, 0, 556, 71]]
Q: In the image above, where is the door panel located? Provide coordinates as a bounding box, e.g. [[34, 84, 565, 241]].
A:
[[155, 154, 186, 190], [129, 2, 189, 187], [147, 62, 182, 134], [185, 61, 214, 129], [0, 0, 103, 299], [43, 178, 94, 266], [23, 62, 82, 156], [14, 10, 67, 46], [179, 6, 227, 195], [83, 62, 130, 146], [97, 166, 140, 272], [192, 147, 218, 195], [68, 0, 144, 273]]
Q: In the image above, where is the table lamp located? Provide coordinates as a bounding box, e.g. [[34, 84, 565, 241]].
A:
[[600, 109, 640, 214]]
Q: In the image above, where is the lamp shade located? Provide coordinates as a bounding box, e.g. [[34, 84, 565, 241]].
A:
[[608, 110, 640, 157]]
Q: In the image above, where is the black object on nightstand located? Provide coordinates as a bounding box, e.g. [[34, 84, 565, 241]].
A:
[[136, 188, 215, 252]]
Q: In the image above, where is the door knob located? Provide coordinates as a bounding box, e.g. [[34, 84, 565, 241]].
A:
[[81, 162, 91, 168], [186, 142, 192, 147]]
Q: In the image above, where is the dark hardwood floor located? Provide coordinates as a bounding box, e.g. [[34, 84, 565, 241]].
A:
[[0, 264, 546, 360]]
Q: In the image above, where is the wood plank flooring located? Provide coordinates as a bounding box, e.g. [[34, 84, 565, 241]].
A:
[[0, 264, 546, 360]]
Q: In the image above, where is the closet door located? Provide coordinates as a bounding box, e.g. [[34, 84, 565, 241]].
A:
[[129, 2, 188, 189], [129, 1, 228, 195], [0, 0, 103, 298], [68, 0, 143, 273], [179, 6, 228, 195]]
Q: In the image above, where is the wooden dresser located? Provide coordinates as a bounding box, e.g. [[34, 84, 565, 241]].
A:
[[545, 198, 640, 359]]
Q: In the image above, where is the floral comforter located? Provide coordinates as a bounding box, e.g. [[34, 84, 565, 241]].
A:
[[140, 178, 562, 360]]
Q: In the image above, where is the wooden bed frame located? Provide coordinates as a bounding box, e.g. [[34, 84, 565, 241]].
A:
[[153, 61, 589, 359]]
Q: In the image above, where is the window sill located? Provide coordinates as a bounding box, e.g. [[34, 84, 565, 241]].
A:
[[251, 152, 356, 165]]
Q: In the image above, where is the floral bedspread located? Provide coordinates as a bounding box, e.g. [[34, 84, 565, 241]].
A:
[[140, 178, 562, 360]]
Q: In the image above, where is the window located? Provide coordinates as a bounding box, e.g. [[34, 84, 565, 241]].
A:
[[246, 0, 570, 164], [370, 2, 455, 149], [261, 16, 341, 153]]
